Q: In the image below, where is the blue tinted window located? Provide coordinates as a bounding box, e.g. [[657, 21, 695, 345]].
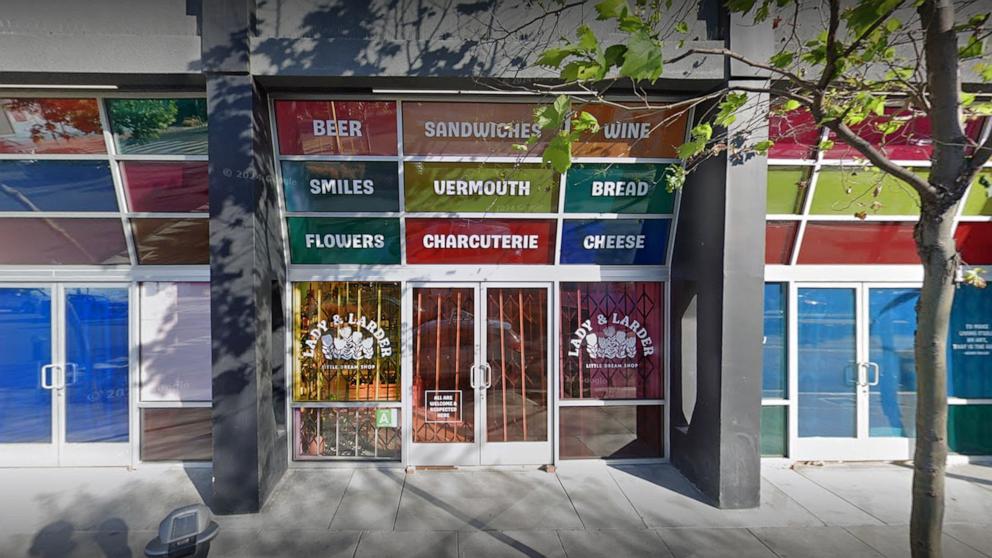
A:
[[0, 288, 52, 443], [869, 288, 918, 437], [763, 283, 787, 399], [948, 286, 992, 398], [0, 160, 118, 212], [798, 288, 857, 437]]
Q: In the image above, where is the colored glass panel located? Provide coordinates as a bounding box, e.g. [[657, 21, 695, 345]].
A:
[[768, 108, 819, 159], [292, 282, 401, 403], [962, 174, 992, 216], [485, 287, 549, 443], [402, 102, 549, 156], [0, 287, 52, 443], [572, 104, 687, 158], [141, 408, 212, 461], [797, 222, 919, 264], [559, 405, 663, 459], [64, 288, 129, 443], [798, 288, 857, 438], [275, 100, 397, 156], [948, 405, 992, 455], [404, 162, 558, 213], [869, 288, 919, 438], [948, 285, 992, 398], [824, 112, 985, 161], [294, 407, 401, 460], [564, 163, 675, 214], [766, 167, 808, 214], [107, 98, 207, 155], [810, 168, 925, 216], [0, 218, 128, 265], [287, 217, 401, 265], [131, 218, 209, 264], [122, 162, 209, 212], [139, 282, 211, 402], [560, 219, 669, 265], [281, 161, 399, 212], [763, 283, 787, 399], [955, 222, 992, 264], [760, 405, 787, 457], [559, 282, 663, 399], [405, 218, 556, 265], [412, 288, 476, 444], [0, 98, 105, 154], [765, 221, 798, 264], [0, 161, 117, 212]]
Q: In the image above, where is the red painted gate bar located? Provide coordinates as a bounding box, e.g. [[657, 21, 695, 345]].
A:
[[405, 218, 556, 265]]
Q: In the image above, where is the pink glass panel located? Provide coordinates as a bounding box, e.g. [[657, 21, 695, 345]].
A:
[[0, 218, 127, 264], [956, 222, 992, 264], [766, 221, 798, 264], [123, 162, 209, 212], [825, 112, 985, 161], [797, 222, 919, 264], [768, 108, 819, 159], [0, 98, 106, 154]]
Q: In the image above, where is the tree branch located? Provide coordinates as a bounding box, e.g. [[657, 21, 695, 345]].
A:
[[664, 48, 815, 89]]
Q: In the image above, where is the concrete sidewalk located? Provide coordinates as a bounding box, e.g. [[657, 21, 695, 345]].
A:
[[2, 462, 991, 557]]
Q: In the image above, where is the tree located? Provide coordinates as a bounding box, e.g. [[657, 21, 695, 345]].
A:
[[527, 1, 991, 556]]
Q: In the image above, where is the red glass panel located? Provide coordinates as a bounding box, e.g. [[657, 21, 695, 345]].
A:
[[797, 222, 919, 264], [768, 108, 819, 159], [825, 111, 985, 161], [274, 100, 397, 156], [559, 282, 663, 400], [123, 162, 209, 212], [405, 218, 556, 265], [131, 219, 209, 264], [486, 288, 549, 443], [412, 288, 476, 443], [956, 222, 992, 264], [0, 218, 127, 264], [0, 98, 105, 154], [560, 405, 663, 459], [765, 221, 798, 264]]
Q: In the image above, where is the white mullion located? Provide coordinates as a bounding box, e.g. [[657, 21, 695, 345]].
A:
[[112, 154, 209, 162], [97, 95, 139, 267], [0, 153, 109, 161], [787, 281, 799, 456], [558, 399, 665, 407], [789, 128, 829, 265]]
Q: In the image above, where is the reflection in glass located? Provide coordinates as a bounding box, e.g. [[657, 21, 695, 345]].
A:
[[0, 218, 128, 265], [763, 283, 787, 399], [485, 288, 548, 443], [868, 288, 919, 437], [948, 286, 992, 398], [0, 98, 106, 154], [0, 161, 117, 212], [560, 405, 662, 459], [64, 288, 129, 443], [122, 162, 208, 212], [0, 288, 52, 443], [141, 408, 212, 461], [294, 407, 400, 460], [139, 282, 211, 402], [412, 288, 475, 443], [107, 98, 207, 155], [761, 405, 788, 456], [798, 288, 857, 437], [131, 218, 209, 264]]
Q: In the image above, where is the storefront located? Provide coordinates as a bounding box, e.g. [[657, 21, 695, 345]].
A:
[[273, 97, 684, 466]]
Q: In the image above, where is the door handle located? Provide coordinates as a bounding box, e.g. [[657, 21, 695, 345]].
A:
[[483, 362, 493, 389], [866, 362, 880, 386], [63, 362, 78, 388], [469, 364, 478, 389], [40, 364, 55, 390]]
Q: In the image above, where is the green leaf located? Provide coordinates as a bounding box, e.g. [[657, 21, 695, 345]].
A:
[[576, 25, 598, 52], [818, 139, 836, 151], [960, 36, 985, 59], [725, 0, 757, 14], [676, 139, 705, 160], [664, 164, 687, 193], [675, 21, 689, 33], [770, 51, 794, 68], [753, 139, 775, 154], [618, 14, 647, 32], [715, 92, 748, 127], [536, 46, 577, 68], [619, 29, 663, 82], [543, 134, 573, 173], [975, 62, 992, 82], [595, 0, 627, 20], [963, 268, 988, 289], [962, 92, 977, 106], [970, 103, 992, 116], [781, 99, 801, 112], [571, 111, 600, 134], [692, 122, 713, 141], [604, 44, 628, 67]]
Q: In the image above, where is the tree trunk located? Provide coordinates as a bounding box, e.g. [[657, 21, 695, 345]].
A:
[[910, 201, 959, 558]]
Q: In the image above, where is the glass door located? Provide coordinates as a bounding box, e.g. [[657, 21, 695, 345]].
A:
[[792, 284, 918, 460]]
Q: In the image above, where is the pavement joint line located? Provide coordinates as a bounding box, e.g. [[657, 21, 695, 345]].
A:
[[841, 524, 888, 557], [553, 472, 588, 530], [351, 529, 364, 558], [760, 471, 828, 527], [327, 468, 357, 530], [390, 470, 408, 531], [795, 466, 892, 525], [745, 526, 788, 558], [603, 466, 650, 529], [944, 527, 992, 558]]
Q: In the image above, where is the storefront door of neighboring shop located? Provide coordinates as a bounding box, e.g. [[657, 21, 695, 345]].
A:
[[0, 284, 131, 466], [791, 283, 920, 460], [408, 283, 552, 466]]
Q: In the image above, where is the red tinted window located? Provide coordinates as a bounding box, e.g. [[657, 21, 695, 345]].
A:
[[0, 98, 105, 154], [765, 221, 798, 264], [768, 108, 819, 160], [825, 111, 985, 161], [275, 100, 397, 156], [956, 222, 992, 264], [0, 218, 127, 264], [797, 222, 919, 264], [405, 218, 556, 264], [123, 162, 209, 212]]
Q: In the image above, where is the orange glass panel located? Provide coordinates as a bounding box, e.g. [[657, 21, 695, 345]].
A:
[[485, 288, 549, 443], [0, 98, 105, 154], [573, 104, 687, 158], [412, 288, 476, 444]]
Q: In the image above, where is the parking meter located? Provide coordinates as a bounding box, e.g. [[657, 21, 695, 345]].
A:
[[144, 504, 219, 558]]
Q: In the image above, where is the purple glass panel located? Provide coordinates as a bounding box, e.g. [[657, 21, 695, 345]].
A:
[[0, 218, 128, 265]]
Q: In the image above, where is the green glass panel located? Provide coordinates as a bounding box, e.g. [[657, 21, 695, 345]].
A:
[[962, 172, 992, 216], [287, 217, 400, 264], [760, 405, 787, 457], [767, 167, 808, 214], [948, 405, 992, 455], [564, 163, 674, 214], [281, 161, 399, 212], [810, 168, 925, 216], [108, 98, 207, 155], [404, 162, 558, 213]]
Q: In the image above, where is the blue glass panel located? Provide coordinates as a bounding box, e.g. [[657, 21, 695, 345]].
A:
[[948, 286, 992, 398], [560, 219, 669, 265], [798, 288, 857, 437], [869, 288, 919, 437], [0, 288, 52, 443], [763, 283, 787, 399], [0, 161, 118, 212], [64, 288, 129, 443]]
